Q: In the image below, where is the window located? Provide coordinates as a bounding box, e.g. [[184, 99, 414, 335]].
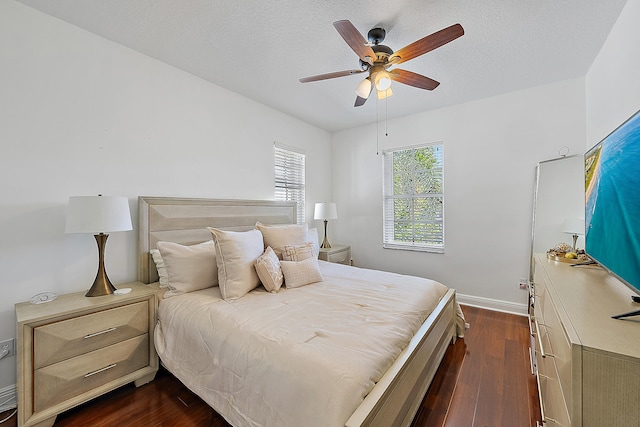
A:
[[382, 142, 444, 252], [274, 143, 305, 223]]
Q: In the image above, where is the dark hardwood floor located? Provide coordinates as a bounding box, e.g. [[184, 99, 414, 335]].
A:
[[2, 305, 540, 427]]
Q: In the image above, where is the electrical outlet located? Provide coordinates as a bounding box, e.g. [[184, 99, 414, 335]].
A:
[[519, 278, 529, 290], [0, 338, 15, 360]]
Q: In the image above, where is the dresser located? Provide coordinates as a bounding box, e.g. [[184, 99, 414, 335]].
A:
[[16, 282, 158, 427], [318, 245, 351, 265], [531, 254, 640, 426]]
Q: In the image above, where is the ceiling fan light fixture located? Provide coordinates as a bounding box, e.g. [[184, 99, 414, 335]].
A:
[[374, 70, 392, 91], [377, 87, 393, 100], [355, 77, 372, 98]]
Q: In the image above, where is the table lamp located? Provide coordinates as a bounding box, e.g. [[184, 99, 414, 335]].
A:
[[65, 195, 132, 297], [314, 202, 337, 249], [563, 218, 585, 251]]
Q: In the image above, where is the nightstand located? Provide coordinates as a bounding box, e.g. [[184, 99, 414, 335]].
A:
[[15, 282, 158, 427], [318, 245, 351, 265]]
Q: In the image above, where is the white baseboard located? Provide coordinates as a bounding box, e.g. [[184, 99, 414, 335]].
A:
[[0, 384, 16, 411], [457, 293, 528, 316]]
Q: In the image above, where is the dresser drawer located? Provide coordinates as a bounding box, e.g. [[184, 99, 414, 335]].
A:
[[536, 354, 571, 427], [540, 287, 573, 414], [34, 334, 149, 412], [34, 301, 149, 369]]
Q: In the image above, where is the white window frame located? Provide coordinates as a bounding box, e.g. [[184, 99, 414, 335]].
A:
[[274, 142, 305, 224], [382, 142, 444, 253]]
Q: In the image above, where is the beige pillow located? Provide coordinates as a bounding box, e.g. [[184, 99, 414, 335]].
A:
[[280, 257, 324, 289], [282, 242, 315, 262], [256, 221, 309, 259], [149, 249, 169, 288], [157, 240, 217, 298], [208, 227, 264, 300], [254, 246, 283, 293]]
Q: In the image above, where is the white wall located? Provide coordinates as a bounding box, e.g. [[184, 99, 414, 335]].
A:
[[331, 79, 587, 312], [0, 2, 331, 390], [586, 0, 640, 146]]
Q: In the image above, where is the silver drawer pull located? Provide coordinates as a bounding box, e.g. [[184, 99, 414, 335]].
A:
[[84, 327, 117, 339], [84, 363, 117, 378], [529, 316, 535, 336], [536, 372, 547, 425], [544, 416, 559, 424], [534, 319, 555, 358]]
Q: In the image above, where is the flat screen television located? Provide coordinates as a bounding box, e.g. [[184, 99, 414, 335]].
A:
[[585, 109, 640, 318]]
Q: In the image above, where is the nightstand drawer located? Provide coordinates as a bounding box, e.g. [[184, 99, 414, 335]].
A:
[[319, 245, 351, 265], [34, 301, 149, 369], [34, 334, 149, 412], [327, 250, 350, 264]]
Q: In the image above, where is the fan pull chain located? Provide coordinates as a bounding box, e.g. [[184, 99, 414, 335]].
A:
[[376, 96, 380, 155], [385, 95, 388, 137]]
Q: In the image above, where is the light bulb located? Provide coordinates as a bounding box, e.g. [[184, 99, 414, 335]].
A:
[[355, 78, 372, 98], [374, 71, 392, 91]]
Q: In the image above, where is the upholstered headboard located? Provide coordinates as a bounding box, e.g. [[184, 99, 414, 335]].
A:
[[138, 197, 297, 284]]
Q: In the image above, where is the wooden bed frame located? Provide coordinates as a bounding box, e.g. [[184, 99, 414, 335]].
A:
[[137, 196, 458, 427]]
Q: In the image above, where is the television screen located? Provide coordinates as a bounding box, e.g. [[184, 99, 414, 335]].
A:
[[585, 109, 640, 295]]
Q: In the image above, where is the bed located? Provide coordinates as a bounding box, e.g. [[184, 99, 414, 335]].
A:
[[138, 196, 464, 427]]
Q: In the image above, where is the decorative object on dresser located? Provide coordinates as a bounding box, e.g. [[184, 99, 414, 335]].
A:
[[562, 218, 584, 252], [15, 282, 158, 427], [65, 195, 132, 297], [318, 244, 351, 265], [313, 202, 337, 248]]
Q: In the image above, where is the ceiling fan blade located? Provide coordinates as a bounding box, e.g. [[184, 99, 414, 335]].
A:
[[389, 23, 464, 65], [333, 20, 377, 65], [299, 69, 364, 83], [354, 96, 368, 107], [390, 69, 440, 90]]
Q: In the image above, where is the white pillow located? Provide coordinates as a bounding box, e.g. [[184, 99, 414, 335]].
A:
[[157, 240, 217, 298], [280, 257, 324, 289], [255, 222, 309, 259], [208, 227, 264, 300], [307, 228, 320, 258], [254, 246, 283, 293], [149, 249, 169, 288], [282, 242, 315, 262]]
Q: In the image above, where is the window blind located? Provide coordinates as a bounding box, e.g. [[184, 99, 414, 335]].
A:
[[274, 143, 305, 224], [382, 142, 444, 253]]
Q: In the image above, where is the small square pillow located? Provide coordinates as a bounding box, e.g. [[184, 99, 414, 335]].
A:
[[254, 246, 283, 293], [282, 242, 315, 262], [280, 257, 324, 289], [208, 227, 264, 300], [149, 249, 169, 288], [256, 221, 309, 259], [157, 240, 217, 298]]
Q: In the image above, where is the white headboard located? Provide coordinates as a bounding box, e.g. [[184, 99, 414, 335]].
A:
[[138, 197, 296, 284]]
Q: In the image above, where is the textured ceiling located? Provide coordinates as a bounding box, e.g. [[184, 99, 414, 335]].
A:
[[18, 0, 628, 132]]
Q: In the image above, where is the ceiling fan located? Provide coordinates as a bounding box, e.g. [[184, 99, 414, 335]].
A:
[[299, 20, 464, 107]]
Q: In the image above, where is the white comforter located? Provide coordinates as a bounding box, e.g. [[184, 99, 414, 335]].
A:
[[155, 261, 450, 427]]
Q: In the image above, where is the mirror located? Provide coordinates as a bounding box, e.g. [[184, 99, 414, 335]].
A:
[[529, 154, 585, 283]]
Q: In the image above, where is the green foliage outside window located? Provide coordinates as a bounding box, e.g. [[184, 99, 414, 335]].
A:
[[384, 143, 444, 251]]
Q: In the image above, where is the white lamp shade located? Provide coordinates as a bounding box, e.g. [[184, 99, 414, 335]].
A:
[[355, 78, 372, 98], [65, 196, 132, 234], [314, 202, 337, 220], [374, 71, 392, 91], [563, 218, 585, 235], [376, 87, 393, 100]]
